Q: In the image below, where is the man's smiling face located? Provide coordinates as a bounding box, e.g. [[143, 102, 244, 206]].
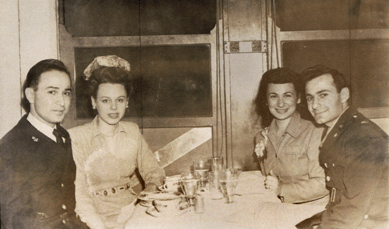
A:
[[305, 74, 349, 127]]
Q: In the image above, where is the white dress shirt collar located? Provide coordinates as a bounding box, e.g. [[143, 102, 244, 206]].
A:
[[27, 113, 57, 142]]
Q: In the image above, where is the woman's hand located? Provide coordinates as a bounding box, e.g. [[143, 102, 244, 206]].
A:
[[264, 170, 279, 192]]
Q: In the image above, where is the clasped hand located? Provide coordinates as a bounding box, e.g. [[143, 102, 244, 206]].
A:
[[264, 170, 279, 192]]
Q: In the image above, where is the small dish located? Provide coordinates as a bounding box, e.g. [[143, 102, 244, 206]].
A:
[[145, 206, 188, 218]]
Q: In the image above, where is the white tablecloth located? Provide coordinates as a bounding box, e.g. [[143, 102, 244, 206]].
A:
[[125, 171, 325, 229]]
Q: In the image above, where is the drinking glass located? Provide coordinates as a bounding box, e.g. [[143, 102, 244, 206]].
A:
[[193, 158, 209, 188], [181, 172, 199, 206], [209, 156, 223, 172], [218, 168, 241, 203], [208, 171, 224, 200]]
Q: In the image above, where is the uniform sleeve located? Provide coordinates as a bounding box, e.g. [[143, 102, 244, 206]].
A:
[[279, 127, 329, 203], [136, 132, 165, 187], [0, 144, 18, 229], [0, 142, 34, 229], [69, 131, 107, 229], [320, 134, 388, 228]]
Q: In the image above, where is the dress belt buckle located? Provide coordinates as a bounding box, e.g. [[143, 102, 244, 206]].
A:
[[330, 188, 336, 203]]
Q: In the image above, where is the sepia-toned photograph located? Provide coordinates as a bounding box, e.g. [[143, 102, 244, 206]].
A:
[[0, 0, 388, 228]]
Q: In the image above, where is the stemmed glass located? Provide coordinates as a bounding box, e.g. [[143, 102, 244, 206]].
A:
[[209, 156, 223, 172], [180, 172, 199, 206], [193, 158, 209, 189], [218, 168, 242, 203]]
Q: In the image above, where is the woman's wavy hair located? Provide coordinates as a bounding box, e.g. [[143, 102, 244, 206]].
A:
[[254, 67, 306, 128], [87, 66, 133, 98]]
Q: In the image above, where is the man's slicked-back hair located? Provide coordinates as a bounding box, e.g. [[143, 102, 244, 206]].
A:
[[301, 65, 349, 92], [21, 59, 71, 113]]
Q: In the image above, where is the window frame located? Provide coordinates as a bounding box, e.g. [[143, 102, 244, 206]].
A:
[[59, 25, 219, 128]]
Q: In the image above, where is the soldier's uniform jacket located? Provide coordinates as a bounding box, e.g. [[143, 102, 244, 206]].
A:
[[318, 107, 389, 229], [0, 115, 88, 229]]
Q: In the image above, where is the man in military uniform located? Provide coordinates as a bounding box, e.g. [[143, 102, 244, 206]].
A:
[[0, 59, 89, 228], [300, 65, 388, 228]]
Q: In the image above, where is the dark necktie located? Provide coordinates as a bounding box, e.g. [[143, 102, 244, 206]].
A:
[[53, 128, 65, 148], [321, 126, 329, 141]]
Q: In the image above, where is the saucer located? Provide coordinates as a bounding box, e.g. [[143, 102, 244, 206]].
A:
[[145, 207, 188, 218]]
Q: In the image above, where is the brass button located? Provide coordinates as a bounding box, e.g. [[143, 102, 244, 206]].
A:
[[62, 219, 66, 224], [326, 176, 331, 181], [61, 183, 64, 188], [62, 204, 66, 210], [324, 163, 328, 168], [334, 133, 338, 137]]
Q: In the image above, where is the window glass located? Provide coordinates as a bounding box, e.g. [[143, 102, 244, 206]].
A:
[[282, 40, 389, 108], [275, 0, 388, 31], [74, 45, 212, 118], [350, 40, 389, 108], [62, 0, 216, 36]]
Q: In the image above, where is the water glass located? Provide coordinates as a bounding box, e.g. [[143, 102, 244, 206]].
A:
[[218, 168, 241, 203], [209, 156, 223, 172], [208, 171, 224, 200], [193, 158, 209, 188], [181, 172, 199, 206]]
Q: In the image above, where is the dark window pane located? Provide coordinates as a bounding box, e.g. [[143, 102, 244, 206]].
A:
[[63, 0, 216, 36], [74, 45, 212, 118], [350, 40, 389, 108], [275, 0, 388, 31], [282, 40, 351, 76], [349, 0, 389, 29], [283, 40, 389, 108]]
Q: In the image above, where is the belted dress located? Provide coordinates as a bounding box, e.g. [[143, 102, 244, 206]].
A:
[[69, 116, 165, 229]]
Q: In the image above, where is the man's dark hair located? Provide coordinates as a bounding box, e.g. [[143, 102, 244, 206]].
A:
[[22, 59, 71, 112], [301, 65, 349, 92]]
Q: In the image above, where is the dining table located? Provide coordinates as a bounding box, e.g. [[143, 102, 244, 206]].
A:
[[125, 171, 326, 229]]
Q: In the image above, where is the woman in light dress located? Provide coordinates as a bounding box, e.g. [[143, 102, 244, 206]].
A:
[[254, 68, 328, 204], [69, 55, 165, 229]]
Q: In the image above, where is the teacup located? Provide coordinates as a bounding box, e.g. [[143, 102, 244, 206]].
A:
[[161, 175, 181, 192], [153, 198, 181, 214]]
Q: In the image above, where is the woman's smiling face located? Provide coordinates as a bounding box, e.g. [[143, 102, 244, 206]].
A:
[[267, 83, 300, 121], [92, 83, 128, 126]]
